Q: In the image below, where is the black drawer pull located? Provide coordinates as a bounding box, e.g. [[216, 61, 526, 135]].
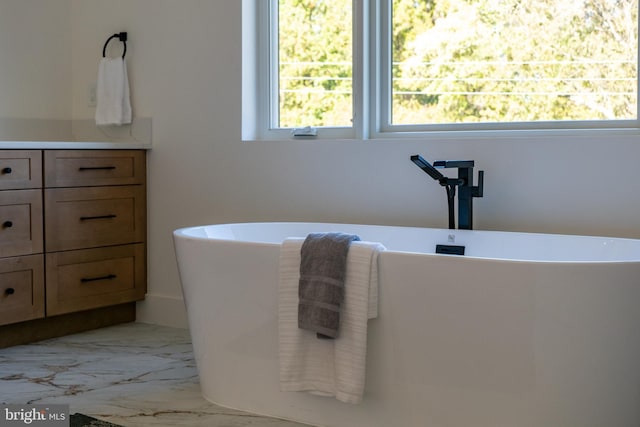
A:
[[1, 167, 12, 174], [2, 221, 12, 229], [80, 214, 117, 221], [81, 274, 117, 283], [78, 166, 116, 171], [5, 288, 15, 295]]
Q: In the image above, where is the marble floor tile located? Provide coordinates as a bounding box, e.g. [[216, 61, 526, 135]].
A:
[[0, 323, 309, 427]]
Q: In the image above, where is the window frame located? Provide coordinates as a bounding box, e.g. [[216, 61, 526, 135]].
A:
[[257, 0, 364, 140], [250, 0, 640, 141]]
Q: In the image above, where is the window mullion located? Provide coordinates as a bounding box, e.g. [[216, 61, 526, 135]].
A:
[[268, 0, 280, 130], [256, 0, 274, 139], [353, 0, 367, 139], [375, 0, 392, 136]]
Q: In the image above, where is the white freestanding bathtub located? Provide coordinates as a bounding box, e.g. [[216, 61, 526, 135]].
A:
[[173, 222, 640, 427]]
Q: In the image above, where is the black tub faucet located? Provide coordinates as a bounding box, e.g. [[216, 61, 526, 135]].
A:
[[410, 155, 484, 230]]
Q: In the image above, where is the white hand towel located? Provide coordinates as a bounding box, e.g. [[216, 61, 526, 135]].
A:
[[278, 238, 385, 404], [95, 57, 132, 126]]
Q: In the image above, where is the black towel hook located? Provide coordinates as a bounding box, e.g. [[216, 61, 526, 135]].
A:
[[102, 32, 127, 58]]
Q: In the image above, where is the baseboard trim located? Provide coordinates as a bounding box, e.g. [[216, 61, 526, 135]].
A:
[[0, 303, 136, 349], [135, 293, 189, 329]]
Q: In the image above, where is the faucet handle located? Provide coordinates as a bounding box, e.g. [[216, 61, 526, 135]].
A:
[[433, 160, 475, 169], [473, 170, 484, 197]]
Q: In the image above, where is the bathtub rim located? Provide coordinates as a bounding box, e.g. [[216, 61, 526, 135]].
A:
[[173, 221, 640, 264]]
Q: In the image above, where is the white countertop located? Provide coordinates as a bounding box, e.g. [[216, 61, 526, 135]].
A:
[[0, 141, 151, 150]]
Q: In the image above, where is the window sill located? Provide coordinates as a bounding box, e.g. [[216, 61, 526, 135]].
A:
[[243, 126, 640, 143]]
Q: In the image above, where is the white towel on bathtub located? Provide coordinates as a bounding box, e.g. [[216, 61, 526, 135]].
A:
[[278, 238, 385, 404]]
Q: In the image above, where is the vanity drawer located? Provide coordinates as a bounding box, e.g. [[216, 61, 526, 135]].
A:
[[45, 185, 145, 252], [0, 150, 42, 190], [0, 255, 45, 326], [44, 150, 145, 188], [0, 190, 43, 257], [46, 244, 146, 316]]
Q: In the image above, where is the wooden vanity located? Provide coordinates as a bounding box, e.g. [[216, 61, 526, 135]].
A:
[[0, 148, 147, 347]]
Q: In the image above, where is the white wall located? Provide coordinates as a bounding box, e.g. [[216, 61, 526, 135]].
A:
[[67, 1, 640, 327], [0, 1, 72, 140], [0, 0, 71, 119]]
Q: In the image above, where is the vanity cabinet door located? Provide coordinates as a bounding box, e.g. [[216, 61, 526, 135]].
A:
[[44, 150, 145, 188], [0, 150, 42, 190], [45, 244, 146, 316], [0, 255, 45, 326], [0, 190, 43, 257], [44, 185, 146, 252]]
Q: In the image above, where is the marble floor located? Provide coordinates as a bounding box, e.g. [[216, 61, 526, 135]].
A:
[[0, 322, 309, 427]]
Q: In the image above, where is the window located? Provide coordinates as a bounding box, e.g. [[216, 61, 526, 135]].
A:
[[275, 0, 353, 129], [385, 0, 639, 132], [250, 0, 639, 139]]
